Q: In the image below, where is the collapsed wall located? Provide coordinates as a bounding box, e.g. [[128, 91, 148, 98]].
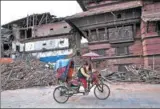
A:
[[1, 28, 13, 57]]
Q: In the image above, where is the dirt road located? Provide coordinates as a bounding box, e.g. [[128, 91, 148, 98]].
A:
[[1, 83, 160, 108]]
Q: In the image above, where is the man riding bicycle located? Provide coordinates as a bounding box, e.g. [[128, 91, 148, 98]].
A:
[[77, 61, 92, 95]]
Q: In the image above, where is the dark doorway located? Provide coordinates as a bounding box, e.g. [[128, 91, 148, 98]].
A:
[[27, 29, 32, 38], [20, 30, 25, 39], [3, 44, 10, 50], [16, 45, 20, 52]]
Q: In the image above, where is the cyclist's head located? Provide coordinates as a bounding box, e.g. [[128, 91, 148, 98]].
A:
[[84, 61, 89, 66], [84, 61, 92, 71]]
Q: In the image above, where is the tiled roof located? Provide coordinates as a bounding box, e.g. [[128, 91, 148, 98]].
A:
[[67, 1, 142, 20], [142, 12, 160, 22]]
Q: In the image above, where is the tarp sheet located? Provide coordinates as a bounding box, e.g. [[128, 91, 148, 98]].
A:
[[55, 59, 70, 71], [39, 55, 67, 63]]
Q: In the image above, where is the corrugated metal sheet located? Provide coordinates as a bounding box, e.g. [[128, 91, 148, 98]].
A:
[[67, 1, 142, 19]]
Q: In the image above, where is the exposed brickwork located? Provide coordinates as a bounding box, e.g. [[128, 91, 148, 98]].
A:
[[93, 57, 144, 71], [144, 56, 160, 71], [129, 40, 143, 56], [88, 43, 110, 50]]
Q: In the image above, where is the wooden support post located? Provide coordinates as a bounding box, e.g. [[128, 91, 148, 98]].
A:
[[75, 32, 80, 50], [46, 14, 48, 24], [25, 30, 27, 39], [133, 23, 136, 38], [27, 14, 29, 29], [153, 55, 155, 70], [35, 15, 37, 25], [32, 14, 35, 38], [96, 28, 99, 41], [33, 14, 34, 27], [88, 29, 91, 42], [39, 14, 45, 25], [105, 27, 108, 40]]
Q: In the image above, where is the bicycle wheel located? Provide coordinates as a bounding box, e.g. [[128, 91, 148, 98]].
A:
[[53, 86, 69, 104], [94, 83, 110, 100]]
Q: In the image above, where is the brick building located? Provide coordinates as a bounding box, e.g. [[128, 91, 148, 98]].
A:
[[66, 0, 160, 71]]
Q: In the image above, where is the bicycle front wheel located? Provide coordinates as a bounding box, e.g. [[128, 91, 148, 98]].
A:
[[94, 83, 110, 100], [53, 86, 69, 104]]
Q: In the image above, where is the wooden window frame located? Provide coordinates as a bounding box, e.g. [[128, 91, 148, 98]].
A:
[[115, 46, 129, 56], [93, 49, 106, 56]]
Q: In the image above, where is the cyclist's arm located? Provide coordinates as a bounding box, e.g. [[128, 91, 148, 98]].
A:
[[80, 68, 90, 78]]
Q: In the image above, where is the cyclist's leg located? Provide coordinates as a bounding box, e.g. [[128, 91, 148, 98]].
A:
[[79, 78, 87, 91]]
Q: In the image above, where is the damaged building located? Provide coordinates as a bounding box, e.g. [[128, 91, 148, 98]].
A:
[[66, 0, 160, 71], [1, 13, 74, 63], [1, 28, 14, 57], [1, 0, 160, 71]]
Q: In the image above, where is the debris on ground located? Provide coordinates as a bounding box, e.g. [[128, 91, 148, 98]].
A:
[[103, 65, 160, 84], [1, 59, 58, 90]]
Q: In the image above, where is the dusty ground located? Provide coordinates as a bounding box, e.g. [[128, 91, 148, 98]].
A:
[[1, 82, 160, 108]]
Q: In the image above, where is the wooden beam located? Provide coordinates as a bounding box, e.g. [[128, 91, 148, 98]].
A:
[[38, 14, 45, 25], [45, 14, 48, 24], [33, 14, 34, 27], [79, 19, 140, 31], [27, 14, 29, 29]]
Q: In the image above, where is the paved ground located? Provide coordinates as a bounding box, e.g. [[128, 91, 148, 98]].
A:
[[1, 82, 160, 108]]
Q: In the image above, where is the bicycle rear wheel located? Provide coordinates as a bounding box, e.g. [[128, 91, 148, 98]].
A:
[[53, 86, 69, 104], [94, 83, 110, 100]]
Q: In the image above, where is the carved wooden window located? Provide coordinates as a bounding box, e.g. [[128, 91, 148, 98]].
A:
[[108, 26, 134, 43], [116, 46, 129, 56], [91, 30, 97, 41], [99, 28, 107, 41]]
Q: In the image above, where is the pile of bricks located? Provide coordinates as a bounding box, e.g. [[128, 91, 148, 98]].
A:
[[1, 59, 57, 91], [104, 65, 160, 84]]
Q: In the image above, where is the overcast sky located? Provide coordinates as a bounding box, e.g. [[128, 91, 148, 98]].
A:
[[1, 1, 88, 42], [1, 1, 82, 25]]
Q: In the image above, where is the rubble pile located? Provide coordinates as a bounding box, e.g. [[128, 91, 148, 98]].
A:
[[103, 65, 160, 84], [1, 59, 58, 90]]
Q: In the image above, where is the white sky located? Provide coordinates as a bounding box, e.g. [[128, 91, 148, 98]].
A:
[[1, 1, 82, 25], [1, 1, 88, 43]]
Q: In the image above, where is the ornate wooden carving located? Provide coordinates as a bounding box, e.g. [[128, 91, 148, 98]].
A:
[[108, 26, 134, 43]]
